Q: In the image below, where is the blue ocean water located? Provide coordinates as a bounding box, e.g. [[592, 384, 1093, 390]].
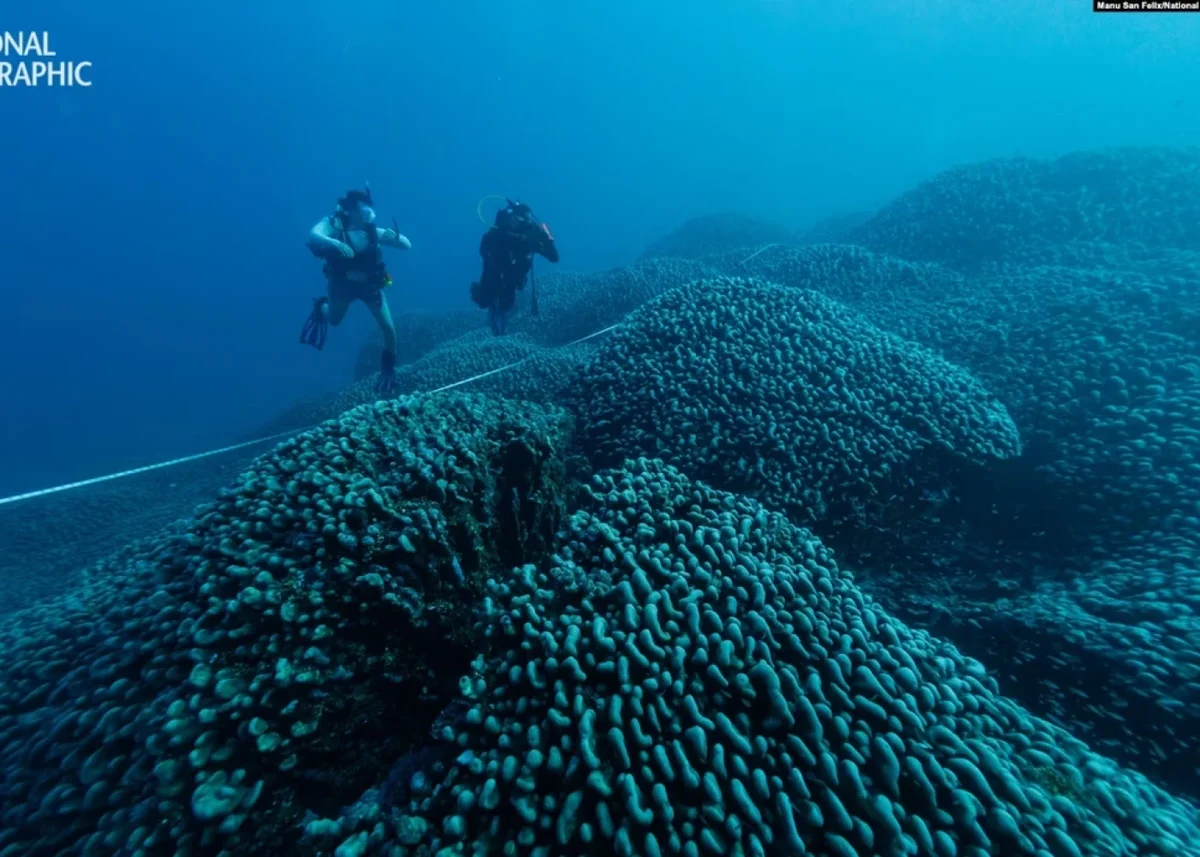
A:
[[2, 3, 1200, 857], [1, 1, 1195, 496]]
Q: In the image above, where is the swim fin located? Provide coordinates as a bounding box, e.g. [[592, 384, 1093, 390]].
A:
[[300, 298, 328, 350]]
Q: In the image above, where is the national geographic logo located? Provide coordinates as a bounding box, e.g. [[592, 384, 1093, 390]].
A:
[[1095, 0, 1200, 9], [0, 32, 93, 87]]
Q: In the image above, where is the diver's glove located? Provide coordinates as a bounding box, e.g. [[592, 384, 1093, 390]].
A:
[[300, 297, 328, 350], [376, 349, 397, 394]]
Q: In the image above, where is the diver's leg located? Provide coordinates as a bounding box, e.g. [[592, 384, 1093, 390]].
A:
[[496, 285, 516, 334], [365, 293, 397, 354], [365, 291, 397, 392], [476, 277, 505, 334], [325, 294, 351, 326], [499, 285, 517, 315]]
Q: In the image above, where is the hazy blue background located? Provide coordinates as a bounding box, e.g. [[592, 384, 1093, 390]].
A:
[[1, 0, 1196, 497]]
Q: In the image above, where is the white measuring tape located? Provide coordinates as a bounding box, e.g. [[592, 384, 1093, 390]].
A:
[[0, 323, 624, 508], [0, 241, 778, 510], [736, 243, 781, 267]]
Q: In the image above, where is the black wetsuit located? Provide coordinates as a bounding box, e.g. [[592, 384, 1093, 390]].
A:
[[471, 220, 559, 315]]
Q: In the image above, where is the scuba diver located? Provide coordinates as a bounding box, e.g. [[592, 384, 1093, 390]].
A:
[[470, 199, 558, 335], [300, 185, 411, 392]]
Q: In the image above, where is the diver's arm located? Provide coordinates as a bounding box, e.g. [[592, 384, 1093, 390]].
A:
[[535, 225, 560, 263], [377, 227, 412, 250], [307, 217, 349, 254]]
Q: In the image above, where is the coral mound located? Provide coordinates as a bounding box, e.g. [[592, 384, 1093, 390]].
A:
[[794, 211, 874, 245], [640, 213, 796, 262], [427, 459, 1196, 857], [850, 147, 1200, 269], [0, 394, 572, 856], [575, 276, 1021, 528], [6, 145, 1200, 856]]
